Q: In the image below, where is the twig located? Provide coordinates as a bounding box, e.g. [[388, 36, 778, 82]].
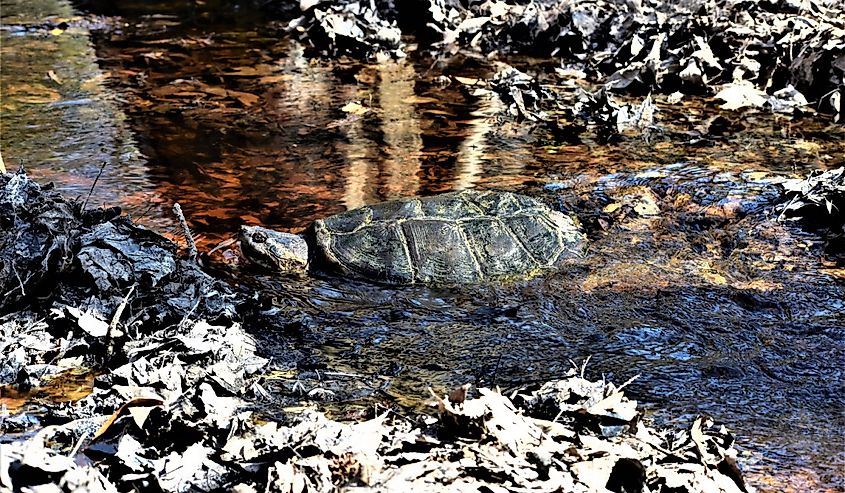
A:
[[615, 373, 640, 392], [82, 161, 107, 210], [103, 284, 135, 359], [177, 295, 202, 330], [68, 430, 91, 459], [109, 284, 136, 335], [172, 202, 198, 260], [11, 262, 25, 296]]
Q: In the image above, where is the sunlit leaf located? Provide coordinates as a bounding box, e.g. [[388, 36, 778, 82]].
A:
[[341, 101, 370, 115]]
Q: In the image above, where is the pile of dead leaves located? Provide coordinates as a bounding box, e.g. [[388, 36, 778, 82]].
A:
[[487, 64, 553, 122], [425, 0, 843, 109], [778, 166, 845, 232], [0, 170, 236, 389], [288, 1, 405, 61], [456, 65, 662, 142], [1, 317, 270, 492], [2, 366, 751, 493]]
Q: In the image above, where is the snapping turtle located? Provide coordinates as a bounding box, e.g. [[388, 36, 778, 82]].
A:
[[240, 190, 585, 285]]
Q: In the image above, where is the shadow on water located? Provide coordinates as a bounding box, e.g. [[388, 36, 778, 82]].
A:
[[2, 0, 844, 490]]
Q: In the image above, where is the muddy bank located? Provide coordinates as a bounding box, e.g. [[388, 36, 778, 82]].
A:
[[1, 171, 757, 492]]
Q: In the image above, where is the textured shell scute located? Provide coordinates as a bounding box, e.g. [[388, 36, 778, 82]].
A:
[[315, 190, 585, 284]]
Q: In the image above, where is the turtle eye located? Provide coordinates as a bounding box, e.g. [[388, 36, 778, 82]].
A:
[[253, 231, 267, 243]]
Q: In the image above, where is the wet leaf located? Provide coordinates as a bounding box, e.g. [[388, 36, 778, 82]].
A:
[[223, 65, 278, 77], [454, 76, 482, 86], [341, 101, 370, 115], [227, 90, 260, 107], [46, 70, 63, 85]]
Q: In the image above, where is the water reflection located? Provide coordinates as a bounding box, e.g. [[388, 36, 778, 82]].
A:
[[453, 93, 505, 190], [339, 61, 425, 207], [78, 22, 532, 240], [0, 0, 149, 211]]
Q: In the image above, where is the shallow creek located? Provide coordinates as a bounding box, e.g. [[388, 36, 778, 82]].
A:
[[1, 0, 843, 490]]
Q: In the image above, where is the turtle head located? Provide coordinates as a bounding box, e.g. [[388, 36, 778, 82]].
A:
[[239, 225, 309, 274]]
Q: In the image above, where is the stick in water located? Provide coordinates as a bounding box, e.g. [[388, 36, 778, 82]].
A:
[[82, 161, 107, 210], [172, 202, 198, 260]]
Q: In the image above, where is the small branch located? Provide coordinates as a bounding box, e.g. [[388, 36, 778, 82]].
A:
[[106, 284, 135, 359], [68, 430, 91, 459], [11, 262, 26, 296], [172, 202, 198, 261], [82, 161, 107, 210]]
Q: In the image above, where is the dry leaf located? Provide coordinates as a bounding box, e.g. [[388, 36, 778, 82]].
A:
[[227, 90, 260, 106], [92, 397, 165, 441]]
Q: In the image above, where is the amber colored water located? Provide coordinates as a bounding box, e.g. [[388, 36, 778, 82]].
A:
[[2, 0, 844, 490]]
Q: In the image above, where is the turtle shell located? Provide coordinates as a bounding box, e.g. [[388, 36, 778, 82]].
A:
[[310, 190, 585, 284]]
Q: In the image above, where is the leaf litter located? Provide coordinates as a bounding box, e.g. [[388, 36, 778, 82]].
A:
[[278, 0, 842, 142], [1, 171, 756, 491], [776, 166, 845, 257]]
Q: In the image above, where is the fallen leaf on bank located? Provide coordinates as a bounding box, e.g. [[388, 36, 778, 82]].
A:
[[65, 306, 109, 337], [715, 82, 768, 110], [93, 397, 166, 441], [666, 91, 684, 104], [127, 405, 159, 430], [571, 456, 617, 491]]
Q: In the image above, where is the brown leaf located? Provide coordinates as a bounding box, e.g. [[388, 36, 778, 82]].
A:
[[92, 397, 165, 441], [227, 90, 260, 106]]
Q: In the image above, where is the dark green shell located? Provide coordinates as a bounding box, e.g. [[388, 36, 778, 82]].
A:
[[311, 190, 585, 285]]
